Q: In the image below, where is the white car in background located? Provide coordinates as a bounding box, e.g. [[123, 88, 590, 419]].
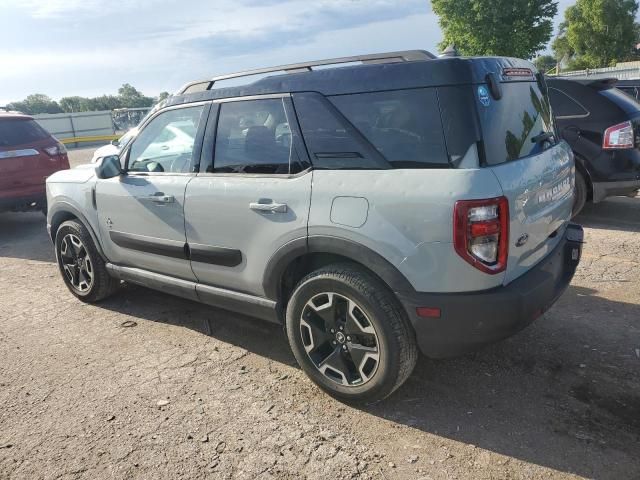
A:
[[92, 99, 173, 163], [133, 122, 196, 163], [91, 128, 137, 163]]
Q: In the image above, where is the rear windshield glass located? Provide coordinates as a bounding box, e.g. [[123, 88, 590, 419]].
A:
[[599, 88, 640, 116], [329, 89, 450, 168], [0, 119, 50, 148], [478, 82, 554, 165]]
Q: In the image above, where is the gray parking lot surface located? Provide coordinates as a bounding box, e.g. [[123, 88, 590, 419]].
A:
[[0, 148, 639, 479]]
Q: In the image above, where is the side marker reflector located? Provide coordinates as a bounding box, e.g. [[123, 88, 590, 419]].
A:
[[416, 307, 441, 319]]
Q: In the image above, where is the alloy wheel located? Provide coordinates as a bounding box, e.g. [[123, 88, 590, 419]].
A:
[[299, 292, 380, 386], [59, 234, 94, 293]]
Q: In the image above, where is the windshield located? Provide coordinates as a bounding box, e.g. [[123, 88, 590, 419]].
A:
[[477, 82, 555, 165], [117, 128, 137, 149]]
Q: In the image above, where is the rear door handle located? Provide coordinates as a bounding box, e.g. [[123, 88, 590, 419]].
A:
[[249, 201, 288, 213], [146, 192, 175, 204]]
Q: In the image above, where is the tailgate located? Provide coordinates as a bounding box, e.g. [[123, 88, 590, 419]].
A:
[[475, 74, 574, 284], [491, 142, 574, 284]]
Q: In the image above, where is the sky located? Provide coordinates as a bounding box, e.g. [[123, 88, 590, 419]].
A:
[[0, 0, 578, 105]]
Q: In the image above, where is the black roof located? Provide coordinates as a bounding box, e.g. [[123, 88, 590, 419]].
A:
[[166, 53, 536, 107]]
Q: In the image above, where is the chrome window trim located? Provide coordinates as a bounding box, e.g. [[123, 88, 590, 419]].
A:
[[212, 93, 291, 104], [0, 148, 39, 159], [195, 166, 312, 180]]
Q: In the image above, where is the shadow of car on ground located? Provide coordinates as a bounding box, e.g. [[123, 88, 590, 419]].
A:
[[575, 196, 640, 233], [94, 280, 640, 480], [0, 212, 54, 263]]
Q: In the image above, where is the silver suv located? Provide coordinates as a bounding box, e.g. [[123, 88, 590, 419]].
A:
[[47, 51, 583, 402]]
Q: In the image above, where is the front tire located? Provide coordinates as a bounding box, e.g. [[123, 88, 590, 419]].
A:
[[285, 264, 418, 403], [55, 220, 118, 302]]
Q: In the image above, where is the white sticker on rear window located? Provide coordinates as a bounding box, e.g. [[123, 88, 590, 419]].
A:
[[478, 85, 491, 107]]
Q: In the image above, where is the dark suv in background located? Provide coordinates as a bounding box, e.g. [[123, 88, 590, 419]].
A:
[[547, 78, 640, 215], [0, 112, 69, 213]]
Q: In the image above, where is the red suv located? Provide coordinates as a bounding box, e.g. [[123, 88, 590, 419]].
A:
[[0, 112, 69, 213]]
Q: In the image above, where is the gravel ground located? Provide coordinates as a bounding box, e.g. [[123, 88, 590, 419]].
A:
[[0, 148, 638, 479]]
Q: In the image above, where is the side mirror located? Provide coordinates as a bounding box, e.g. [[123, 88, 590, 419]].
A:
[[96, 155, 123, 179], [110, 139, 120, 146]]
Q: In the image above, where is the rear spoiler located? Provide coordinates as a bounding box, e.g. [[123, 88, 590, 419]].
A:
[[574, 78, 618, 90]]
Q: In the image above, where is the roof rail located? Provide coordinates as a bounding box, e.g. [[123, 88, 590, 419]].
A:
[[178, 50, 436, 94]]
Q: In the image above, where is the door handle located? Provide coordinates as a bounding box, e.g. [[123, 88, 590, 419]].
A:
[[249, 201, 288, 213], [146, 192, 175, 204]]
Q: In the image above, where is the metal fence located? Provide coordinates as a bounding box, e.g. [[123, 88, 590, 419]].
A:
[[33, 111, 116, 148], [32, 107, 153, 148], [555, 62, 640, 81]]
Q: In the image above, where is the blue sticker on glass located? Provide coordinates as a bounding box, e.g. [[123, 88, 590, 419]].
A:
[[478, 85, 491, 107]]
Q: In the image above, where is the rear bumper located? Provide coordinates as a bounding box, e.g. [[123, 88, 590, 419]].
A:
[[592, 179, 640, 203], [0, 193, 46, 212], [398, 224, 584, 359]]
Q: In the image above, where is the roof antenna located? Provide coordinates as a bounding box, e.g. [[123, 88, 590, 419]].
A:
[[439, 44, 459, 58]]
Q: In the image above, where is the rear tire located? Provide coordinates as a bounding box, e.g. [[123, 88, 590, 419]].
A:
[[285, 263, 418, 403], [572, 170, 587, 218], [55, 220, 118, 302]]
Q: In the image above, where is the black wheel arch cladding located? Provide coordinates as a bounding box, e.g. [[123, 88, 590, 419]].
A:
[[262, 235, 415, 302]]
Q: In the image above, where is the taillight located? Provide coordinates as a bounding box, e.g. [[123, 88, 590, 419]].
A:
[[44, 142, 67, 157], [603, 121, 634, 149], [453, 197, 509, 275]]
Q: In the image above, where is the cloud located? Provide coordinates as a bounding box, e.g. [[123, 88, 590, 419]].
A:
[[5, 0, 590, 104], [183, 0, 427, 57], [2, 0, 166, 18]]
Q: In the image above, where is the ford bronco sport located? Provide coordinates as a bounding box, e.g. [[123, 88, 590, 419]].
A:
[[46, 51, 583, 402]]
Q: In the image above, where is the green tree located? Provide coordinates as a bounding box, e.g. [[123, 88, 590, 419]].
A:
[[90, 95, 123, 111], [59, 96, 90, 112], [12, 85, 157, 114], [431, 0, 558, 58], [533, 55, 557, 73], [553, 0, 639, 69], [7, 94, 63, 115], [117, 83, 154, 108], [157, 91, 171, 103]]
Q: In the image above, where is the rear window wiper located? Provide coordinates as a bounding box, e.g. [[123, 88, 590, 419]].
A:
[[531, 132, 555, 145]]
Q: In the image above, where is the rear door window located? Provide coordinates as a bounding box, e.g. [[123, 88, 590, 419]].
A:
[[330, 89, 449, 168], [213, 98, 298, 174], [478, 82, 555, 165], [0, 119, 50, 148]]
